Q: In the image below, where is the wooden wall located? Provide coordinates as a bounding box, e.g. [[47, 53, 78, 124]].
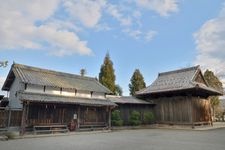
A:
[[0, 109, 7, 128], [28, 103, 77, 125], [0, 109, 22, 128], [116, 104, 154, 125], [192, 98, 211, 123], [152, 96, 211, 125], [27, 103, 108, 126], [80, 106, 107, 125]]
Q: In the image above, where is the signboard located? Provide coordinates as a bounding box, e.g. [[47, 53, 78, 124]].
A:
[[73, 114, 77, 119]]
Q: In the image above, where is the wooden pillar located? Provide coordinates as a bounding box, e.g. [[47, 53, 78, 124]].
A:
[[7, 106, 11, 128], [77, 106, 80, 130], [209, 98, 213, 126], [20, 102, 27, 135], [108, 106, 111, 129], [189, 96, 194, 129]]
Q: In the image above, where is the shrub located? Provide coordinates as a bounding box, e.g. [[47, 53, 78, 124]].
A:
[[143, 111, 154, 124], [111, 110, 123, 126], [129, 110, 141, 126]]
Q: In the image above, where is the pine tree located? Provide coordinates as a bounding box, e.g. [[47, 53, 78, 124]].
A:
[[204, 69, 223, 120], [99, 53, 116, 93], [129, 69, 146, 96]]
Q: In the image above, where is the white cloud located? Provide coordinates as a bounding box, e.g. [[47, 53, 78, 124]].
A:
[[0, 1, 167, 56], [0, 0, 92, 56], [136, 0, 178, 16], [64, 0, 106, 28], [194, 3, 225, 84], [0, 77, 5, 88], [0, 76, 7, 96], [106, 4, 132, 26], [123, 29, 142, 39], [37, 25, 92, 56], [123, 28, 157, 41], [145, 30, 158, 41]]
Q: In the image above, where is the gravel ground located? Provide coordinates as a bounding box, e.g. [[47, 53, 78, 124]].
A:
[[0, 128, 225, 150]]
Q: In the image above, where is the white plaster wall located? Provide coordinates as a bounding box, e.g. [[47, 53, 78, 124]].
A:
[[8, 78, 23, 109], [45, 86, 60, 95], [23, 83, 105, 99], [62, 89, 75, 96], [76, 90, 91, 98], [26, 84, 43, 93], [92, 92, 105, 99]]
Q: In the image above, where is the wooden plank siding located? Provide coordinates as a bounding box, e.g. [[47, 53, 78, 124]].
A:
[[0, 109, 8, 128], [116, 104, 155, 125], [152, 96, 211, 125], [0, 109, 22, 128], [26, 103, 108, 127]]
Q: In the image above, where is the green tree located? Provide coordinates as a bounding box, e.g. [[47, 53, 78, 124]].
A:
[[111, 110, 123, 126], [115, 84, 123, 96], [129, 110, 141, 126], [99, 53, 116, 93], [129, 69, 146, 96], [204, 70, 223, 120], [143, 111, 154, 124]]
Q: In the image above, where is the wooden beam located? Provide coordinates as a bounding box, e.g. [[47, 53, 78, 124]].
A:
[[108, 106, 111, 129], [20, 102, 27, 135], [77, 106, 80, 130], [190, 96, 194, 129]]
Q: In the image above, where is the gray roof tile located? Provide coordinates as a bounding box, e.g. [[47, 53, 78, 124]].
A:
[[107, 96, 154, 104], [18, 92, 117, 106], [136, 66, 222, 96], [6, 63, 112, 93]]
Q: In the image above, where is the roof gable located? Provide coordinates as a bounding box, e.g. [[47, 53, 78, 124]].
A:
[[192, 69, 208, 86], [2, 63, 112, 94]]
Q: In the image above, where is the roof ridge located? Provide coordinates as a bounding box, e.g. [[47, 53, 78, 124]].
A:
[[158, 65, 200, 77], [13, 63, 96, 81]]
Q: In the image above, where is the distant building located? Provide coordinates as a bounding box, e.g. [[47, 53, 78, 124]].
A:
[[136, 66, 222, 127]]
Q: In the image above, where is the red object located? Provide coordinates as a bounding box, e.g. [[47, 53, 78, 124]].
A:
[[69, 120, 76, 131]]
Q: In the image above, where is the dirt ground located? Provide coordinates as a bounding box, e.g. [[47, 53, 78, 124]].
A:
[[1, 128, 225, 150]]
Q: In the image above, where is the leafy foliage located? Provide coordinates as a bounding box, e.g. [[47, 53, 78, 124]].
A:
[[115, 84, 123, 96], [143, 111, 154, 124], [111, 110, 123, 126], [204, 70, 223, 120], [129, 69, 146, 96], [99, 53, 116, 93], [129, 110, 141, 126], [204, 70, 223, 107]]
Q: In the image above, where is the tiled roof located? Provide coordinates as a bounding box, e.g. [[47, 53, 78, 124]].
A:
[[18, 92, 117, 106], [107, 96, 154, 104], [136, 66, 222, 96], [2, 63, 112, 94]]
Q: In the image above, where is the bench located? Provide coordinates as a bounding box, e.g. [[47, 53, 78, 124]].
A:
[[79, 122, 108, 131], [33, 124, 69, 134]]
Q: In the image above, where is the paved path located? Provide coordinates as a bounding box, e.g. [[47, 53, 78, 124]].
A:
[[1, 128, 225, 150]]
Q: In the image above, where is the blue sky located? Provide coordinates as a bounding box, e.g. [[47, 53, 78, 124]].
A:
[[1, 0, 225, 96]]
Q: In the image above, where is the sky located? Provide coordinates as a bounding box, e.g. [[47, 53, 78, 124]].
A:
[[0, 0, 225, 96]]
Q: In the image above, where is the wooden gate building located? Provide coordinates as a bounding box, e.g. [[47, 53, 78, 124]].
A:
[[136, 66, 222, 127]]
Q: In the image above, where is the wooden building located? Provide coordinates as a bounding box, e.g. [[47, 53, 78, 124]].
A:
[[136, 66, 222, 127], [2, 63, 116, 134], [108, 96, 155, 125]]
